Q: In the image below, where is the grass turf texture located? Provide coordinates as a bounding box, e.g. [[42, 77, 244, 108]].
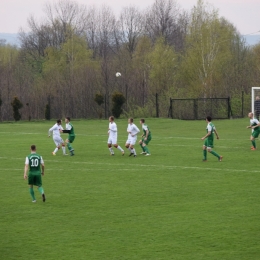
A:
[[0, 118, 260, 260]]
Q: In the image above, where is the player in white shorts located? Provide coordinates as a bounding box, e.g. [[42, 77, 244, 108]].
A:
[[107, 116, 125, 156], [125, 118, 140, 157], [48, 119, 67, 155]]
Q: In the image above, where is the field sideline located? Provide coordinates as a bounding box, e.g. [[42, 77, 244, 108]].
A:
[[0, 118, 260, 260]]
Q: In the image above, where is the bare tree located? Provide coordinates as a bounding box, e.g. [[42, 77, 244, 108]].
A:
[[118, 6, 144, 56], [143, 0, 188, 51]]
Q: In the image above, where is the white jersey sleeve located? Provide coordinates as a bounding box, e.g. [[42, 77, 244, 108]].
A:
[[251, 119, 259, 125], [207, 124, 213, 132]]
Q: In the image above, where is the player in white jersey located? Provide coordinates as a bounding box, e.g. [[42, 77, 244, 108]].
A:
[[48, 119, 67, 155], [107, 116, 124, 156], [125, 118, 140, 157]]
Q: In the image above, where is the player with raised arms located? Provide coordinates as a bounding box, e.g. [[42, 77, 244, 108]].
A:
[[125, 118, 140, 157], [107, 116, 124, 156]]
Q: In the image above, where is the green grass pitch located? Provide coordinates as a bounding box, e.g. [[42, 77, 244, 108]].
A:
[[1, 118, 260, 260]]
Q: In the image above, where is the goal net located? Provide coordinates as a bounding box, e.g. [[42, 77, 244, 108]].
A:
[[252, 87, 260, 119]]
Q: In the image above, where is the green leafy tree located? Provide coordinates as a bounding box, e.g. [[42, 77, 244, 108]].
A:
[[94, 93, 104, 118], [148, 37, 177, 95], [11, 96, 23, 121], [180, 0, 234, 98], [111, 92, 126, 118]]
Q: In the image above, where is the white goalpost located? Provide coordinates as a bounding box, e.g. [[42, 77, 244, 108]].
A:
[[251, 87, 260, 118]]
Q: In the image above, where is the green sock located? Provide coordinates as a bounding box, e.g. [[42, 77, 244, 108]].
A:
[[143, 146, 150, 154], [38, 187, 44, 194], [67, 143, 73, 151], [252, 140, 256, 148], [140, 144, 145, 152], [203, 150, 207, 160], [210, 150, 220, 159], [29, 188, 36, 200]]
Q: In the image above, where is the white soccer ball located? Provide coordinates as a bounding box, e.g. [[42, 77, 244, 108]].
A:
[[116, 72, 121, 77]]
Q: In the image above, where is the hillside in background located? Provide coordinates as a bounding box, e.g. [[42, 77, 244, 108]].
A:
[[1, 33, 260, 47]]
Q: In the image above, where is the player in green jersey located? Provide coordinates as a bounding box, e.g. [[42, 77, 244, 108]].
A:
[[246, 112, 260, 150], [61, 117, 76, 156], [201, 116, 223, 162], [139, 119, 152, 156], [24, 145, 46, 202]]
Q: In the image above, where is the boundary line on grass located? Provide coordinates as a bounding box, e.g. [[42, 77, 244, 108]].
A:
[[0, 157, 259, 174]]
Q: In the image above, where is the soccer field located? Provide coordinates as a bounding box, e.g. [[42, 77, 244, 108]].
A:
[[1, 118, 260, 260]]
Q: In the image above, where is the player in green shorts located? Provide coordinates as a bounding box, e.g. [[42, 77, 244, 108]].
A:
[[61, 117, 76, 156], [24, 145, 46, 202], [139, 118, 152, 156], [247, 112, 260, 150], [201, 116, 223, 162]]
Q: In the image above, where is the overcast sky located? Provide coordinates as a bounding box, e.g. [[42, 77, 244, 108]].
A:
[[0, 0, 259, 36]]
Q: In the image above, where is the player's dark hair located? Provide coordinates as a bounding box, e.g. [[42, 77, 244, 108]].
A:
[[140, 118, 145, 123], [129, 118, 134, 123], [57, 119, 61, 124], [31, 145, 36, 151], [110, 116, 114, 121], [206, 116, 212, 122], [65, 117, 70, 121]]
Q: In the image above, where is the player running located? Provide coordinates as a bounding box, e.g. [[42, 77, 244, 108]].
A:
[[48, 119, 67, 155], [125, 118, 140, 157], [139, 119, 152, 156], [107, 116, 124, 156], [247, 112, 260, 150], [24, 145, 46, 203], [60, 117, 76, 156], [201, 116, 223, 162]]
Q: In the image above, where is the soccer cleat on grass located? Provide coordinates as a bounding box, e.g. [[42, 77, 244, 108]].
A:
[[251, 147, 256, 150], [219, 156, 223, 162], [63, 153, 68, 156], [202, 159, 207, 162], [140, 152, 147, 155], [32, 200, 36, 203], [52, 152, 56, 156], [42, 193, 46, 202], [111, 153, 115, 156], [122, 151, 125, 156], [129, 153, 134, 157], [145, 153, 151, 156]]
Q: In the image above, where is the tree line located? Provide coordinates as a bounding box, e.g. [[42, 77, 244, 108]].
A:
[[0, 0, 259, 121]]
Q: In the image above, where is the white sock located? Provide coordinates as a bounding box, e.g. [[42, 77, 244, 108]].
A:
[[109, 147, 114, 154], [128, 147, 131, 152], [54, 147, 58, 154], [117, 146, 124, 152], [131, 148, 136, 155], [62, 146, 66, 154]]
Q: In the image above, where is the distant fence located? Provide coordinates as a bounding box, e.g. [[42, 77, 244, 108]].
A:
[[167, 97, 231, 120], [151, 91, 250, 120]]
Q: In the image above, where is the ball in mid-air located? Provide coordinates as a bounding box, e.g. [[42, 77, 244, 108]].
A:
[[116, 72, 121, 77]]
